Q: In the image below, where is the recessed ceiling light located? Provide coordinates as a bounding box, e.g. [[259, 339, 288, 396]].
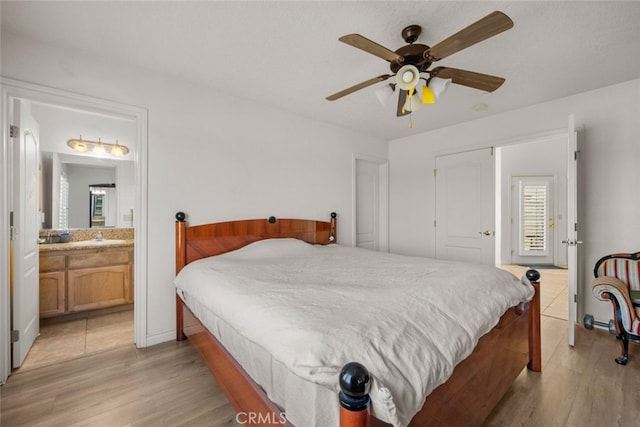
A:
[[472, 103, 488, 112]]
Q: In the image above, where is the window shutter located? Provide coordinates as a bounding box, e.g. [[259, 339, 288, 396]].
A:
[[58, 170, 69, 229], [521, 185, 546, 253]]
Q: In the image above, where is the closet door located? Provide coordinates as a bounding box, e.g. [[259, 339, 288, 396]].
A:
[[435, 148, 495, 265]]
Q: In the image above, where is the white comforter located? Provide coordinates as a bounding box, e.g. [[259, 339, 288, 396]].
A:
[[174, 239, 534, 427]]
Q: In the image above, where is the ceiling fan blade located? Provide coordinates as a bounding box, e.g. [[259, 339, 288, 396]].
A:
[[430, 67, 505, 92], [396, 89, 410, 117], [339, 34, 404, 63], [326, 74, 392, 101], [425, 11, 513, 61]]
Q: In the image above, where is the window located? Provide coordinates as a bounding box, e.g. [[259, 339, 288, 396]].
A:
[[58, 169, 69, 229], [521, 185, 546, 252], [516, 178, 552, 257]]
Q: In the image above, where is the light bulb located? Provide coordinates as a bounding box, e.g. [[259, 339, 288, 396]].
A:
[[93, 142, 106, 155]]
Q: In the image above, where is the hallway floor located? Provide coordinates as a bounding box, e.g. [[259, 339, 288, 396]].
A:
[[16, 308, 134, 372], [498, 264, 568, 320]]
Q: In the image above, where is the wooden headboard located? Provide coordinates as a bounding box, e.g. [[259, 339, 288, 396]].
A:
[[175, 212, 337, 274]]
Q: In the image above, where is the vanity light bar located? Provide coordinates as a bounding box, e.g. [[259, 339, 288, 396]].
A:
[[67, 137, 129, 156]]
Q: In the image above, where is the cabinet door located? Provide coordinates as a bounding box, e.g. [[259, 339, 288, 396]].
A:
[[67, 265, 131, 312], [39, 271, 66, 317]]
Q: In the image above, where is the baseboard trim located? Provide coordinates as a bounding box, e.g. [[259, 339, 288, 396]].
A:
[[143, 330, 176, 347]]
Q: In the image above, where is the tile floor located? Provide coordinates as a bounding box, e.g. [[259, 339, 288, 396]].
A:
[[17, 309, 134, 372], [498, 264, 568, 320]]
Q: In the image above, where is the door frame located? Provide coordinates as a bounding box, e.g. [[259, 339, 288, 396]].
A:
[[352, 153, 389, 251], [0, 78, 149, 383], [433, 126, 579, 331]]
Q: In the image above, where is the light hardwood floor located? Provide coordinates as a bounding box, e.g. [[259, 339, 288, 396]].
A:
[[2, 317, 639, 426], [1, 341, 238, 427], [486, 317, 640, 426]]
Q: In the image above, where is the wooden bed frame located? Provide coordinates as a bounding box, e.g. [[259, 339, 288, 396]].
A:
[[174, 212, 541, 427]]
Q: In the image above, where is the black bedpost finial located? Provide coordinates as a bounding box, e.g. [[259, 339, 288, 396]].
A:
[[526, 269, 540, 283], [339, 362, 371, 412], [331, 212, 337, 219], [175, 211, 186, 222], [268, 216, 277, 224]]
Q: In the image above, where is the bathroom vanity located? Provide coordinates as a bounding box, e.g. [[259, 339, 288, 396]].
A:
[[39, 239, 133, 318]]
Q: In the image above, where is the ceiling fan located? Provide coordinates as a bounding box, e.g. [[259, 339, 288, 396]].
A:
[[326, 11, 514, 117]]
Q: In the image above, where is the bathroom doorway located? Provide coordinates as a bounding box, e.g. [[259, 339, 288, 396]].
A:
[[1, 78, 148, 380]]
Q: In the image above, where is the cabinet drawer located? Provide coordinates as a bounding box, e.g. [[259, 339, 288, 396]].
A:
[[68, 248, 130, 269], [40, 254, 65, 272]]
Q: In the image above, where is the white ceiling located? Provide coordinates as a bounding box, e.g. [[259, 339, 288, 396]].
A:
[[2, 1, 640, 141]]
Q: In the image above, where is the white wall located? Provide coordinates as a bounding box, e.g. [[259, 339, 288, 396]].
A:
[[1, 34, 388, 344], [117, 161, 135, 228], [389, 78, 640, 324]]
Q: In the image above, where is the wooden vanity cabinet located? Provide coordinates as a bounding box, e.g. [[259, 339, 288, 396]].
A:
[[67, 248, 132, 312], [39, 245, 133, 317]]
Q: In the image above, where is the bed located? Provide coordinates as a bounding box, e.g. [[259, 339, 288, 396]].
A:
[[174, 212, 541, 427]]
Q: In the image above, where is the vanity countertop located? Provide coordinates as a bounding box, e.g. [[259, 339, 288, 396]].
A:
[[39, 239, 134, 252]]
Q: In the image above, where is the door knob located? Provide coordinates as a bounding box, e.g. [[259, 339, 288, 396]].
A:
[[479, 230, 494, 236]]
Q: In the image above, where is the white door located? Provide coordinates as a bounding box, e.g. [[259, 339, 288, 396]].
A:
[[510, 176, 555, 266], [435, 148, 495, 265], [565, 115, 579, 346], [11, 99, 40, 368], [355, 159, 379, 250], [353, 155, 389, 251]]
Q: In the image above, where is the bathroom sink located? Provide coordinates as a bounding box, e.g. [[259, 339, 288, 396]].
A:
[[71, 239, 127, 246]]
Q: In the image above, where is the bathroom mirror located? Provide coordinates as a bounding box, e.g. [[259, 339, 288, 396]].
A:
[[89, 184, 116, 228], [40, 152, 134, 229]]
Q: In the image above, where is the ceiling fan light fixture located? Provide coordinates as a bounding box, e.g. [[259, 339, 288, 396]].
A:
[[404, 88, 424, 112], [396, 65, 420, 90], [421, 85, 436, 104], [375, 83, 395, 106], [429, 77, 452, 100]]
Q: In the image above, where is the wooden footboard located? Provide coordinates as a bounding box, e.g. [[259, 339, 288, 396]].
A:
[[177, 284, 540, 427], [174, 213, 541, 426], [340, 277, 541, 427]]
